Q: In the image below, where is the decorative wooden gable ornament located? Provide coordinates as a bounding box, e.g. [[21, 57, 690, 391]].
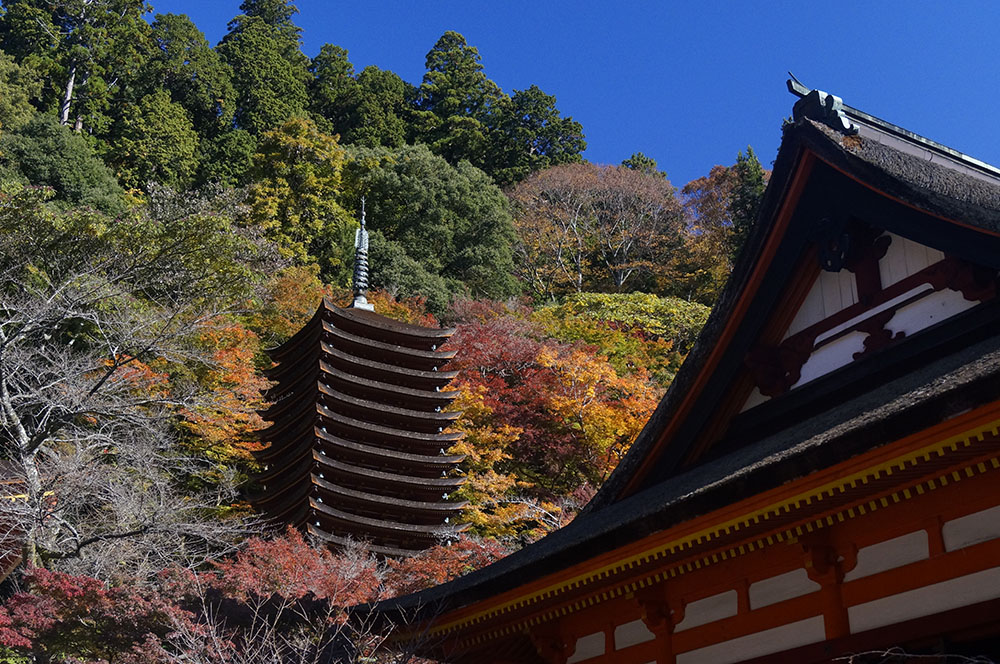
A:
[[362, 82, 1000, 664]]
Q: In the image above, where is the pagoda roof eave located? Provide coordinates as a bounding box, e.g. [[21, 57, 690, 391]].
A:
[[313, 450, 465, 489], [307, 524, 425, 558], [320, 361, 460, 406], [317, 403, 463, 446], [310, 498, 468, 537], [312, 474, 468, 513], [322, 341, 459, 386], [323, 298, 456, 342], [318, 382, 462, 425], [322, 320, 457, 365], [316, 428, 465, 466]]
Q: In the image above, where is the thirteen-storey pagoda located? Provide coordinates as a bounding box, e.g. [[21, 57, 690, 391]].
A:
[[254, 211, 468, 557]]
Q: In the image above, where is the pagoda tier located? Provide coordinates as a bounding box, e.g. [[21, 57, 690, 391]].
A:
[[253, 298, 468, 556]]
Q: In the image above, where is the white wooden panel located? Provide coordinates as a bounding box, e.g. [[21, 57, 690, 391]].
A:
[[749, 568, 821, 609], [878, 233, 945, 287], [674, 590, 738, 632], [614, 619, 655, 650], [848, 566, 1000, 633], [676, 615, 825, 664], [785, 276, 825, 338], [791, 331, 867, 388], [884, 288, 978, 338], [820, 270, 846, 319], [843, 530, 929, 581], [567, 631, 605, 663], [943, 504, 1000, 552]]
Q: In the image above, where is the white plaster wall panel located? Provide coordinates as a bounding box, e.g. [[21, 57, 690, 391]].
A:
[[614, 619, 655, 650], [848, 565, 1000, 633], [943, 504, 1000, 552], [843, 530, 929, 582], [676, 615, 826, 664], [814, 285, 932, 346], [791, 331, 867, 388], [785, 269, 857, 339], [878, 233, 944, 287], [673, 590, 738, 632], [566, 631, 605, 663], [884, 288, 978, 338], [749, 568, 822, 609], [820, 269, 857, 322], [785, 276, 825, 338]]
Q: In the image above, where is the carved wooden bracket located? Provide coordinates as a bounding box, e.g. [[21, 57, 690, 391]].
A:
[[852, 309, 905, 360], [745, 333, 816, 397], [636, 587, 684, 636], [528, 624, 576, 664], [802, 541, 857, 585]]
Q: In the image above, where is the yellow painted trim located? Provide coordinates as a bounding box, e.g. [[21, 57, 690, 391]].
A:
[[432, 417, 1000, 639]]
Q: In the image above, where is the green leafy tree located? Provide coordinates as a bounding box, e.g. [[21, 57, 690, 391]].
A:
[[144, 13, 236, 138], [0, 50, 41, 133], [486, 85, 586, 187], [106, 89, 200, 191], [198, 129, 258, 187], [414, 31, 503, 167], [248, 116, 353, 270], [349, 66, 410, 148], [308, 43, 359, 135], [729, 146, 767, 260], [217, 9, 309, 134], [622, 151, 665, 178], [0, 0, 151, 134], [532, 292, 710, 386], [344, 143, 519, 301], [0, 114, 124, 213]]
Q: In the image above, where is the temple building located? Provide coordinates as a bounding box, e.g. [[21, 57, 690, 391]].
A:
[[366, 81, 1000, 662], [254, 211, 468, 557]]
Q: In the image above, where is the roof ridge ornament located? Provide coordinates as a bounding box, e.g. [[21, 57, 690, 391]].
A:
[[786, 75, 858, 135], [352, 197, 374, 311]]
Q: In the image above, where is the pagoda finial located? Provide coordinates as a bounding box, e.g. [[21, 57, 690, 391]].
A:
[[352, 197, 374, 311]]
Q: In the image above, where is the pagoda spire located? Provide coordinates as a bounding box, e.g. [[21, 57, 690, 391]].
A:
[[352, 198, 374, 311]]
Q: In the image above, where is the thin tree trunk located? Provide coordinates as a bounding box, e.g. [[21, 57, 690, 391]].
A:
[[60, 63, 77, 126]]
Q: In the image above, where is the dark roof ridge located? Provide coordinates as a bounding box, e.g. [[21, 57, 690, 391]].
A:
[[787, 77, 1000, 180], [367, 330, 1000, 618]]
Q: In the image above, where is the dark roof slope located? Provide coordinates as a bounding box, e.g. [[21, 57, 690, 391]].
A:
[[370, 325, 1000, 618], [590, 92, 1000, 511], [365, 83, 1000, 623]]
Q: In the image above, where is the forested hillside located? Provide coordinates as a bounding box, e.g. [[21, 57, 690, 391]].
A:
[[0, 0, 767, 660]]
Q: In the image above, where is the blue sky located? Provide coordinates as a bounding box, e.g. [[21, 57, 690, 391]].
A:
[[151, 1, 1000, 188]]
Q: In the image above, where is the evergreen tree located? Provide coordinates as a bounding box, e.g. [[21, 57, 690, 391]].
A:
[[217, 2, 309, 135], [308, 44, 359, 136], [349, 66, 410, 148], [144, 13, 236, 137], [414, 31, 503, 168], [0, 114, 124, 213], [345, 143, 519, 301], [0, 50, 40, 132], [107, 89, 200, 191], [622, 151, 665, 178], [486, 85, 586, 187], [0, 0, 151, 134], [729, 146, 767, 261]]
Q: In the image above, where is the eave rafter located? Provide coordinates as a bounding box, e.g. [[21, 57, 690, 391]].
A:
[[424, 406, 1000, 649], [253, 299, 467, 555]]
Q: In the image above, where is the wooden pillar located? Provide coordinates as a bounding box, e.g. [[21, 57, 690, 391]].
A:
[[637, 586, 685, 664], [803, 541, 857, 639], [529, 622, 576, 664]]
